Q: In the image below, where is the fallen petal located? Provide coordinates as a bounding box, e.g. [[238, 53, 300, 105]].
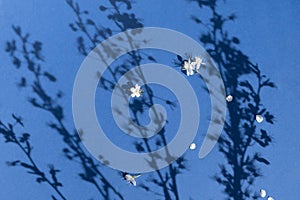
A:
[[226, 95, 233, 102], [189, 143, 196, 150], [256, 115, 264, 123], [260, 189, 267, 198]]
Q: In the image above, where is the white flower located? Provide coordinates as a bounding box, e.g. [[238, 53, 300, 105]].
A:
[[130, 84, 142, 98], [226, 95, 233, 102], [182, 56, 204, 76], [256, 115, 264, 123], [260, 189, 267, 198], [192, 56, 204, 73], [267, 196, 274, 200], [189, 143, 196, 150], [182, 59, 195, 76], [123, 173, 141, 186]]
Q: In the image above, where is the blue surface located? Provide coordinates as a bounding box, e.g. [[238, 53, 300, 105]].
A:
[[0, 0, 299, 199]]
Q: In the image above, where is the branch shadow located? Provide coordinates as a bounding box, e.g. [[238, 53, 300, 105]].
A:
[[4, 25, 124, 200], [189, 0, 276, 199], [0, 115, 66, 200], [66, 0, 188, 199]]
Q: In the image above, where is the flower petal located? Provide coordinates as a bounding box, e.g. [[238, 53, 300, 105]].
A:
[[256, 115, 264, 123], [260, 189, 267, 198], [131, 179, 136, 186]]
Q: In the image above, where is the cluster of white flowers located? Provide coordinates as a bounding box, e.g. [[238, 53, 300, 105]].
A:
[[182, 56, 204, 76], [129, 56, 204, 99]]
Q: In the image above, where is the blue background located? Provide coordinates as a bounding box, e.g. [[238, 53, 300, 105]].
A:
[[0, 0, 299, 199]]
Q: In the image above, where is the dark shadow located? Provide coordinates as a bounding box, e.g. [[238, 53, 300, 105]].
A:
[[2, 1, 276, 200], [0, 115, 66, 200], [188, 0, 276, 199], [4, 26, 124, 200], [66, 0, 186, 199], [3, 0, 186, 199]]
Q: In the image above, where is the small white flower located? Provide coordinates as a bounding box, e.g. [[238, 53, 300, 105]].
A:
[[182, 59, 195, 76], [182, 56, 204, 76], [226, 95, 233, 102], [260, 189, 267, 198], [130, 84, 142, 98], [256, 115, 264, 123], [192, 56, 204, 73], [267, 196, 274, 200], [189, 143, 196, 150], [123, 173, 141, 186]]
